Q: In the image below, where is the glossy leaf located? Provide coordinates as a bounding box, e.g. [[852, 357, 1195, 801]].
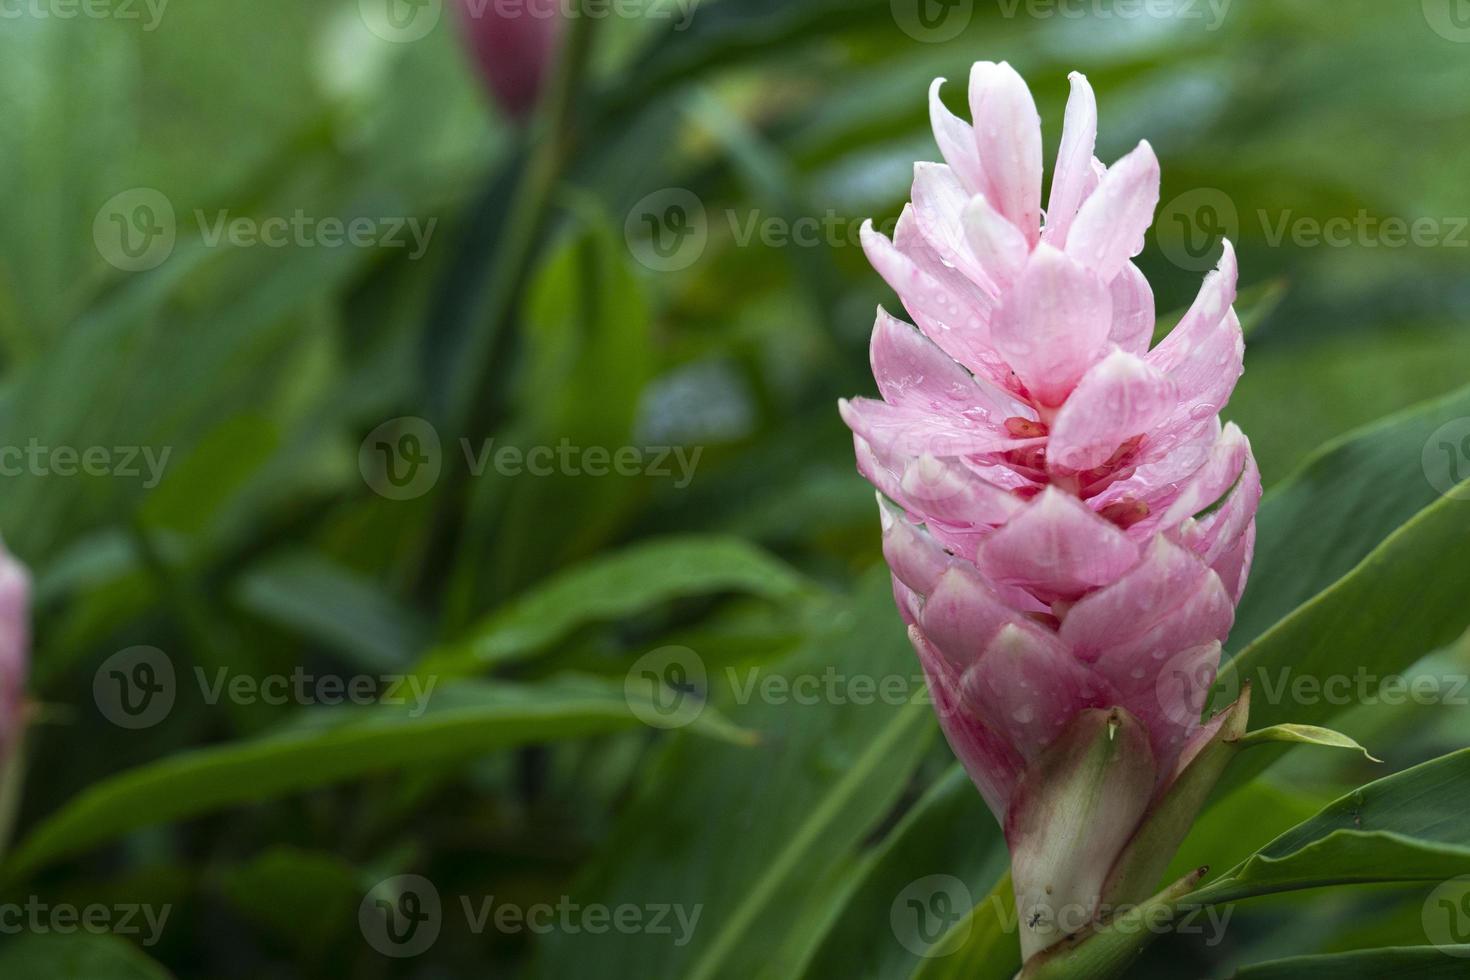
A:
[[4, 677, 750, 878], [1190, 749, 1470, 906]]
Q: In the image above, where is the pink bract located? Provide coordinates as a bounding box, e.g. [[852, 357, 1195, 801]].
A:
[[840, 63, 1260, 826]]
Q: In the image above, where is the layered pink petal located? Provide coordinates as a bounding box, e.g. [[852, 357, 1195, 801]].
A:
[[840, 397, 1034, 458], [1098, 580, 1233, 689], [1043, 71, 1098, 248], [1104, 639, 1223, 772], [1147, 423, 1251, 531], [877, 495, 953, 594], [962, 193, 1029, 290], [1048, 351, 1178, 473], [1211, 519, 1256, 603], [991, 244, 1113, 406], [962, 623, 1112, 763], [976, 487, 1140, 600], [1060, 536, 1217, 661], [1148, 241, 1241, 409], [852, 434, 907, 504], [910, 626, 1024, 819], [929, 78, 985, 196], [1108, 262, 1155, 354], [870, 307, 1024, 422], [919, 563, 1036, 668], [912, 163, 993, 288], [1065, 140, 1160, 283], [1178, 450, 1261, 567], [968, 61, 1043, 245], [901, 454, 1027, 527]]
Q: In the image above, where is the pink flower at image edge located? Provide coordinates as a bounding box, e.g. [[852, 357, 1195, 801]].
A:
[[0, 539, 29, 757]]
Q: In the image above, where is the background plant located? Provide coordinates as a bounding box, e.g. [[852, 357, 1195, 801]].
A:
[[1, 0, 1469, 976]]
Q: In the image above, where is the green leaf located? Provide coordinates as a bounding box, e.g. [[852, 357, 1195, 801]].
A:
[[1162, 781, 1331, 888], [232, 549, 426, 672], [211, 846, 361, 955], [426, 535, 813, 675], [800, 765, 1007, 979], [3, 677, 750, 879], [529, 569, 937, 980], [1230, 382, 1470, 650], [1215, 478, 1470, 789], [1233, 724, 1382, 763], [612, 0, 893, 108], [1230, 946, 1470, 978], [1189, 749, 1470, 906], [449, 203, 659, 613], [908, 873, 1020, 980], [0, 933, 173, 980]]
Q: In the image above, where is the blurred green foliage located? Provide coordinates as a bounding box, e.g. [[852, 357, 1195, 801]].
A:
[[1, 0, 1469, 976]]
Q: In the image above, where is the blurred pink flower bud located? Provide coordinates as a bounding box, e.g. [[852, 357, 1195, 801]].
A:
[[841, 63, 1260, 959], [455, 0, 564, 119]]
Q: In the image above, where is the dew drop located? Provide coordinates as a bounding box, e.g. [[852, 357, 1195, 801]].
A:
[[1189, 403, 1217, 421]]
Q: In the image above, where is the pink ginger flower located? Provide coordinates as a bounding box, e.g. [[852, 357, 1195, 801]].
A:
[[0, 538, 28, 759], [840, 63, 1260, 957], [455, 0, 564, 119]]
